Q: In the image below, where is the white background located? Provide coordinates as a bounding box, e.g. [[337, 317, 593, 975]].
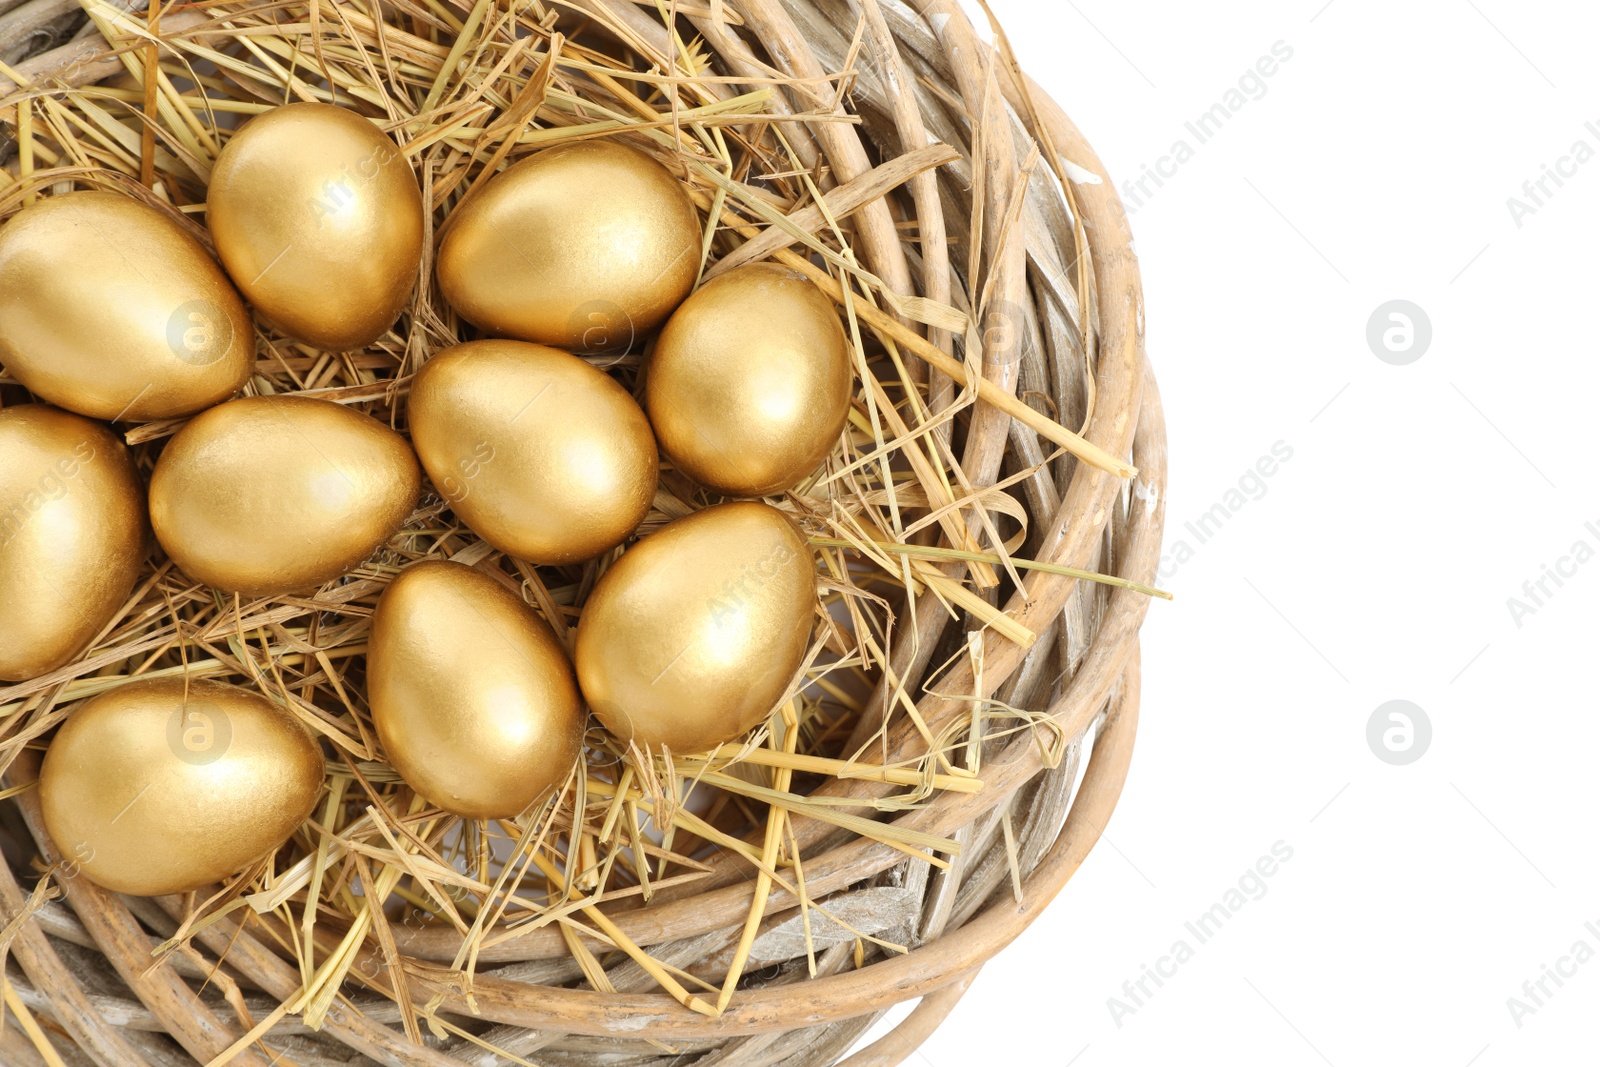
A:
[[858, 1, 1600, 1064]]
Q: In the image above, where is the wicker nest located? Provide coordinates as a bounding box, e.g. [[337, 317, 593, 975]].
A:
[[0, 1, 1164, 1064]]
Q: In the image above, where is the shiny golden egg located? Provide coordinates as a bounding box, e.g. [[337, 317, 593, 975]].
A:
[[436, 140, 700, 353], [38, 677, 324, 897], [646, 263, 853, 497], [408, 340, 657, 565], [575, 502, 816, 754], [207, 103, 424, 350], [0, 191, 254, 422], [148, 395, 420, 596], [369, 560, 584, 819], [0, 406, 146, 682]]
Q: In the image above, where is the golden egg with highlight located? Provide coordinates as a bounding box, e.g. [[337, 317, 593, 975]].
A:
[[369, 561, 584, 819], [39, 677, 324, 897], [646, 263, 853, 497], [207, 103, 424, 350], [575, 502, 816, 754], [0, 191, 254, 421], [408, 340, 658, 565], [436, 140, 700, 353], [0, 406, 146, 681], [149, 395, 420, 596]]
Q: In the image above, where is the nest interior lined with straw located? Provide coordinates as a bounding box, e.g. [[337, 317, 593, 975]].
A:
[[0, 0, 1165, 1064]]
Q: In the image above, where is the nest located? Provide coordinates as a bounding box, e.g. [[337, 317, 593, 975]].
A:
[[0, 1, 1165, 1064]]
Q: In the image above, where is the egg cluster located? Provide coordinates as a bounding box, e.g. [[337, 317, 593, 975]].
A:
[[0, 103, 854, 897]]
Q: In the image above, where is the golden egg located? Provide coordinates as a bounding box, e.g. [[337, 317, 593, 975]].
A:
[[0, 191, 254, 422], [369, 560, 583, 819], [408, 340, 657, 565], [39, 677, 323, 896], [0, 406, 146, 681], [207, 103, 424, 350], [436, 140, 700, 353], [149, 395, 420, 596], [575, 502, 816, 754], [646, 263, 853, 497]]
